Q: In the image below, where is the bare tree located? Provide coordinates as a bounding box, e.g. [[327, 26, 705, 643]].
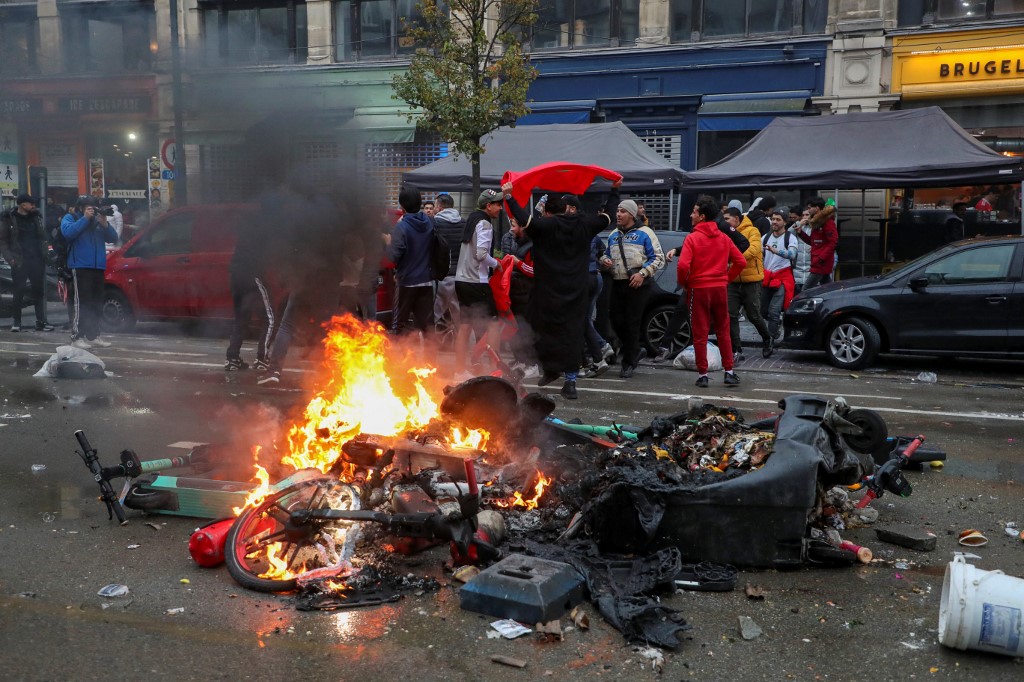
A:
[[393, 0, 538, 196]]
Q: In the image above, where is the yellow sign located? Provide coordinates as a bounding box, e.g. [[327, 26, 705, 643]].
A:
[[897, 45, 1024, 98]]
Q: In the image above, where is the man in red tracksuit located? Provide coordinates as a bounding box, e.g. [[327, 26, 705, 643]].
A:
[[677, 195, 747, 388]]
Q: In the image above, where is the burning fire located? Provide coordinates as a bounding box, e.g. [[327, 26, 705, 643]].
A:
[[232, 447, 270, 515], [495, 471, 552, 511]]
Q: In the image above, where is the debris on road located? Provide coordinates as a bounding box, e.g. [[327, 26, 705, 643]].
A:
[[738, 616, 764, 641], [490, 655, 527, 669], [875, 524, 938, 551], [744, 584, 767, 600], [96, 584, 129, 597], [490, 619, 532, 639]]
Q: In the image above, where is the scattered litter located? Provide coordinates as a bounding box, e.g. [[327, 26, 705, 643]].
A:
[[915, 372, 937, 383], [145, 522, 162, 531], [0, 414, 32, 419], [852, 507, 880, 524], [40, 512, 57, 523], [1004, 522, 1019, 538], [127, 544, 141, 549], [957, 529, 988, 547], [634, 646, 665, 673], [490, 619, 532, 639], [738, 616, 763, 641], [165, 607, 185, 615], [490, 655, 527, 669], [486, 630, 501, 639], [901, 641, 925, 650], [31, 464, 47, 473], [570, 606, 589, 630], [97, 584, 129, 598], [744, 583, 767, 600], [17, 592, 37, 598], [930, 461, 944, 469], [451, 565, 479, 583], [875, 524, 937, 551], [895, 562, 910, 570], [179, 578, 190, 584], [535, 620, 563, 641]]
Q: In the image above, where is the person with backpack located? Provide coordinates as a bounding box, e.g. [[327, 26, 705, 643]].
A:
[[761, 210, 798, 342], [387, 187, 436, 338], [432, 193, 464, 330]]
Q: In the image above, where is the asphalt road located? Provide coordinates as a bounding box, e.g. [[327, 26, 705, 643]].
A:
[[1, 315, 1023, 681]]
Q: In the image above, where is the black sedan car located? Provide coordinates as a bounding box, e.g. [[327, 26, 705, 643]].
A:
[[783, 236, 1024, 369]]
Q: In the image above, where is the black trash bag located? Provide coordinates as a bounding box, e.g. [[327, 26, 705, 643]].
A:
[[55, 361, 106, 380]]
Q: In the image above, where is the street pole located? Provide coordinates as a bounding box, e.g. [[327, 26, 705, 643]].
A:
[[169, 0, 187, 206]]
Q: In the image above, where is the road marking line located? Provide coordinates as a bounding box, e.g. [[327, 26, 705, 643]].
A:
[[570, 386, 1024, 422], [751, 388, 902, 401]]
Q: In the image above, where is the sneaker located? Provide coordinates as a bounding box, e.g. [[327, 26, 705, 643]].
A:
[[695, 375, 709, 388], [620, 364, 635, 379], [600, 343, 615, 363], [90, 337, 112, 348], [774, 328, 785, 344], [253, 359, 270, 372], [652, 346, 673, 363], [560, 380, 578, 400], [10, 325, 20, 332], [35, 322, 54, 332], [733, 351, 746, 363], [257, 371, 281, 386], [71, 338, 92, 350], [762, 336, 774, 359], [724, 371, 741, 386], [584, 360, 609, 378], [537, 370, 561, 387], [225, 358, 249, 371]]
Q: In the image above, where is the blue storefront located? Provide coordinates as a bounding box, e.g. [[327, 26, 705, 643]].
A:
[[524, 39, 829, 173]]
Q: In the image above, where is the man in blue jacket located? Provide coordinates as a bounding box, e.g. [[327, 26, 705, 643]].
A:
[[387, 187, 435, 337], [61, 195, 118, 349]]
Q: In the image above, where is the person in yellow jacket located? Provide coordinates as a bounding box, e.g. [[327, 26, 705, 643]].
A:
[[723, 207, 774, 360]]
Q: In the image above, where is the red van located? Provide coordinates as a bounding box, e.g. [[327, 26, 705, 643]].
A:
[[102, 204, 396, 333], [102, 205, 260, 332]]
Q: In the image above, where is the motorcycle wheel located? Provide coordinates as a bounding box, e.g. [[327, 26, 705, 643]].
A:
[[225, 477, 361, 593]]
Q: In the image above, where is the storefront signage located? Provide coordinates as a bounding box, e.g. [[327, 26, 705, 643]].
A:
[[0, 99, 42, 115], [58, 96, 152, 114], [108, 189, 147, 199], [899, 46, 1024, 97]]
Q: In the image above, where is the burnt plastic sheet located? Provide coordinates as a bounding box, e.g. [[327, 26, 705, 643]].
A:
[[527, 540, 690, 650]]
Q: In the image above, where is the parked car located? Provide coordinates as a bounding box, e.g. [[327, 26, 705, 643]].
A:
[[102, 204, 260, 332], [599, 229, 691, 355], [0, 258, 62, 319], [783, 236, 1024, 370], [103, 204, 394, 333]]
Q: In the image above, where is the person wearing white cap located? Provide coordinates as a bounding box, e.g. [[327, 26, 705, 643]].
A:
[[604, 198, 665, 378]]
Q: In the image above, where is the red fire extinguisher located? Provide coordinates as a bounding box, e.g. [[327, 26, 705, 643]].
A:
[[188, 517, 235, 567]]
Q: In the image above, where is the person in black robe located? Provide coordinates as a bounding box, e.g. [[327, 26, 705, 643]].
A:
[[501, 178, 620, 400]]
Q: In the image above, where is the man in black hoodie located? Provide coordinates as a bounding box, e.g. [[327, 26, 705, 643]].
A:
[[388, 187, 435, 337], [432, 193, 464, 330], [746, 195, 776, 237]]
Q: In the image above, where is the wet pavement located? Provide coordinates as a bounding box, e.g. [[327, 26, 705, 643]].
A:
[[1, 312, 1024, 680]]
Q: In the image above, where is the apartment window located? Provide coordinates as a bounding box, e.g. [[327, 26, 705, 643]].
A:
[[532, 0, 638, 50], [0, 12, 37, 76], [202, 1, 308, 66], [62, 5, 154, 73], [334, 0, 442, 61], [672, 0, 825, 42], [902, 0, 1024, 25]]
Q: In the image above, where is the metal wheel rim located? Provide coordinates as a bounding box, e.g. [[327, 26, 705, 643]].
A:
[[829, 322, 866, 365], [101, 298, 127, 325], [648, 310, 690, 349]]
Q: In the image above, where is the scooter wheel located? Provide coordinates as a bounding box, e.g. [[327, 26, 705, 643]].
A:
[[843, 408, 888, 454], [225, 477, 361, 593]]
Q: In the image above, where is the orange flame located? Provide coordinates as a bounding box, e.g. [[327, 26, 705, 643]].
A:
[[233, 446, 270, 515], [495, 470, 552, 511]]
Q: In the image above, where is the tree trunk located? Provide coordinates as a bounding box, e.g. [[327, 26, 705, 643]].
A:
[[471, 148, 481, 200]]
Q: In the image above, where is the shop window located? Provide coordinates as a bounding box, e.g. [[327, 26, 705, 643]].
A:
[[803, 0, 828, 32], [89, 132, 152, 197], [62, 5, 154, 73], [0, 13, 38, 76], [927, 0, 1024, 22], [672, 0, 820, 41], [334, 0, 444, 61], [201, 1, 308, 66]]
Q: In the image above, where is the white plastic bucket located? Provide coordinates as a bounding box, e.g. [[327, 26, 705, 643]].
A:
[[939, 555, 1024, 657]]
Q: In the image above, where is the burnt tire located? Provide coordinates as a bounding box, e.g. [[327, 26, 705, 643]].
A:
[[825, 316, 880, 370], [642, 302, 690, 356], [225, 476, 361, 593], [843, 408, 889, 455], [101, 288, 136, 333]]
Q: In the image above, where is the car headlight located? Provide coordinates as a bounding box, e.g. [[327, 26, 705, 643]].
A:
[[789, 297, 823, 314]]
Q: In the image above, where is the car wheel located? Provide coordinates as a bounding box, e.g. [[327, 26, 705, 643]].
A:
[[435, 313, 456, 350], [101, 289, 137, 333], [642, 302, 691, 355], [825, 316, 880, 370]]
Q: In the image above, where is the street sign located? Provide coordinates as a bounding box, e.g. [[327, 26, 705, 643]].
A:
[[162, 170, 176, 180], [161, 138, 177, 170]]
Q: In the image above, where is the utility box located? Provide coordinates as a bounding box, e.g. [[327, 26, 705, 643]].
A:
[[459, 554, 585, 624]]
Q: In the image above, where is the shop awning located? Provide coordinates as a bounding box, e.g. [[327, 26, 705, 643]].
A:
[[518, 100, 596, 125], [338, 106, 418, 143], [698, 91, 811, 131], [680, 106, 1024, 188]]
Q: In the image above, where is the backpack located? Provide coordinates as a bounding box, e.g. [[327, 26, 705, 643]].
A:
[[430, 228, 451, 281], [762, 231, 796, 266]]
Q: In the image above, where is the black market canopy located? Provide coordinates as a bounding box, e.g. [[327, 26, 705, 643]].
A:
[[679, 107, 1024, 189], [402, 121, 685, 192]]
